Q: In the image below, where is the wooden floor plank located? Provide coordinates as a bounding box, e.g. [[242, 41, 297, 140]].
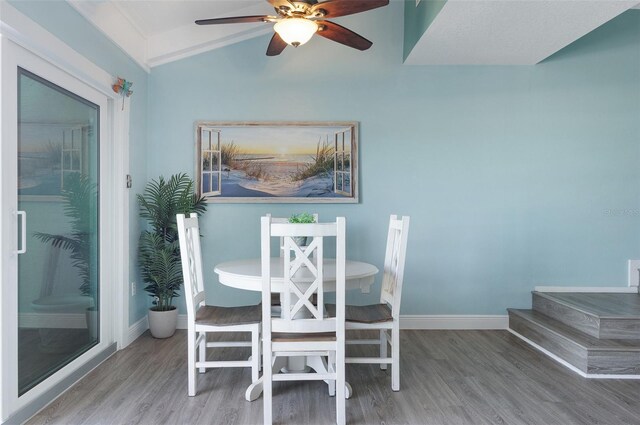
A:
[[27, 330, 640, 425]]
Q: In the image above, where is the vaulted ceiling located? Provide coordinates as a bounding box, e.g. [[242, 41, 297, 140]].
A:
[[67, 0, 640, 72], [404, 0, 640, 65], [68, 0, 271, 70]]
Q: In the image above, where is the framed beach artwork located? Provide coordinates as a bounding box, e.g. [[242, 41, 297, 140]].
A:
[[195, 121, 358, 203]]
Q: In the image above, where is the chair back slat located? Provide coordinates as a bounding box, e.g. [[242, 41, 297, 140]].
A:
[[177, 213, 206, 323], [380, 215, 410, 319], [194, 291, 206, 306], [261, 216, 346, 337], [283, 235, 323, 320]]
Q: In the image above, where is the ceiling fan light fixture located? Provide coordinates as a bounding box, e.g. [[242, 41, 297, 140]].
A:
[[274, 18, 318, 47]]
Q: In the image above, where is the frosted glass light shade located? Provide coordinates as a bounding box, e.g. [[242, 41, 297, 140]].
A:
[[274, 18, 318, 47]]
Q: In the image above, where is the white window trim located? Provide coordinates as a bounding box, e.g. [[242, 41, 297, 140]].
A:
[[199, 127, 222, 197], [334, 129, 352, 197]]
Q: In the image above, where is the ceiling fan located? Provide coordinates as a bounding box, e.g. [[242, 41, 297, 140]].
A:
[[195, 0, 389, 56]]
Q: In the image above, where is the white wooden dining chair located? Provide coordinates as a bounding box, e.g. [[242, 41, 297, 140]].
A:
[[177, 213, 261, 397], [266, 213, 319, 308], [261, 215, 347, 425], [327, 215, 410, 391]]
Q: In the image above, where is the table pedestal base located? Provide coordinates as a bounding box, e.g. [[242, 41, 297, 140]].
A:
[[245, 355, 352, 402]]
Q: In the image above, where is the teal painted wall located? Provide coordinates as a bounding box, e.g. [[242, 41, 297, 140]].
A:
[[148, 4, 640, 315], [9, 0, 150, 325], [403, 0, 447, 61], [10, 0, 640, 319]]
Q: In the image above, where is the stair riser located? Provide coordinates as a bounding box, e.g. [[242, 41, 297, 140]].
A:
[[533, 292, 640, 340], [588, 351, 640, 375], [600, 320, 640, 340], [532, 293, 599, 338], [510, 310, 640, 376], [508, 311, 587, 373]]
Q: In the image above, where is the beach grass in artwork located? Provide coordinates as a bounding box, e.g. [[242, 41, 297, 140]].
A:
[[197, 122, 357, 203]]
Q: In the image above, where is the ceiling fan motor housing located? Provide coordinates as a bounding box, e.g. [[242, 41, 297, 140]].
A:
[[277, 1, 325, 19]]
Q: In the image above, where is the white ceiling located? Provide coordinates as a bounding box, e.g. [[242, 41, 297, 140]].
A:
[[113, 1, 255, 36], [68, 0, 640, 71], [405, 0, 640, 65], [68, 0, 272, 70]]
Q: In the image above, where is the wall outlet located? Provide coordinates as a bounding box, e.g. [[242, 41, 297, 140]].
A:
[[131, 281, 136, 296], [628, 260, 640, 287]]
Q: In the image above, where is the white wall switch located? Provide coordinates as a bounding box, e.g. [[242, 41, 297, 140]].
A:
[[131, 281, 136, 296], [628, 260, 640, 287]]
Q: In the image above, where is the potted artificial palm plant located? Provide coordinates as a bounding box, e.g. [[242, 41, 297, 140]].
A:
[[138, 173, 206, 338]]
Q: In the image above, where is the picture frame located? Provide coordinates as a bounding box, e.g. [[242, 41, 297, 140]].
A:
[[194, 121, 359, 203]]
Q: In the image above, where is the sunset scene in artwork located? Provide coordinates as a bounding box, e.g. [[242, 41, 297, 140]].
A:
[[199, 124, 355, 200]]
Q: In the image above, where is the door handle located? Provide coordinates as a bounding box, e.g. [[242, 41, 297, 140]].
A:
[[16, 210, 26, 254]]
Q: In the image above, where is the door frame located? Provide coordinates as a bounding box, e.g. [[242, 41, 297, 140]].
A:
[[0, 3, 131, 421]]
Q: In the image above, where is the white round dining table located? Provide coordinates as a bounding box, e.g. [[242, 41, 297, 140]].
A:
[[215, 257, 379, 293], [214, 257, 379, 401]]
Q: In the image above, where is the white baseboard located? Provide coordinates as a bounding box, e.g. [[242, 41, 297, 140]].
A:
[[176, 314, 508, 330], [125, 316, 149, 347], [534, 286, 638, 293], [19, 313, 87, 329], [177, 314, 188, 330], [400, 315, 508, 330]]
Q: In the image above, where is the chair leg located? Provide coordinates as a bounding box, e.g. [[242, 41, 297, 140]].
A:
[[391, 325, 400, 391], [187, 329, 197, 396], [336, 348, 346, 425], [379, 329, 388, 370], [328, 351, 336, 397], [198, 332, 206, 374], [251, 327, 260, 383], [263, 341, 273, 425], [259, 324, 263, 372]]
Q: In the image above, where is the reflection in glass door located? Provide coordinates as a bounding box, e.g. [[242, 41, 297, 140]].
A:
[[17, 69, 99, 395]]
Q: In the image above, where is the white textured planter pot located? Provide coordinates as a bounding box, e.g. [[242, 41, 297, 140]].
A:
[[148, 307, 178, 339], [85, 307, 98, 341]]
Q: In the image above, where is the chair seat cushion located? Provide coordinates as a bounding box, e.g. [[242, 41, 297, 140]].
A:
[[272, 332, 336, 342], [326, 303, 393, 324], [195, 304, 261, 326]]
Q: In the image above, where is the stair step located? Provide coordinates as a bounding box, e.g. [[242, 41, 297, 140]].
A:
[[508, 308, 640, 375], [532, 292, 640, 339]]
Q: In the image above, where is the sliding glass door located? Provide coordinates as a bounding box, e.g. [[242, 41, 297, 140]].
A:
[[2, 37, 114, 423], [17, 68, 100, 395]]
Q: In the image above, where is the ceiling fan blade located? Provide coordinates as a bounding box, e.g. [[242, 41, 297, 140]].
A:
[[312, 0, 389, 18], [316, 21, 372, 51], [266, 32, 288, 56], [195, 15, 270, 25]]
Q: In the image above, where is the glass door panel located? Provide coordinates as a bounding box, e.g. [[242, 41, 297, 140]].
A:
[[17, 69, 99, 395]]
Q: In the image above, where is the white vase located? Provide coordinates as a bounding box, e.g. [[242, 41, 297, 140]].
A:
[[148, 307, 178, 339], [293, 236, 307, 247]]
